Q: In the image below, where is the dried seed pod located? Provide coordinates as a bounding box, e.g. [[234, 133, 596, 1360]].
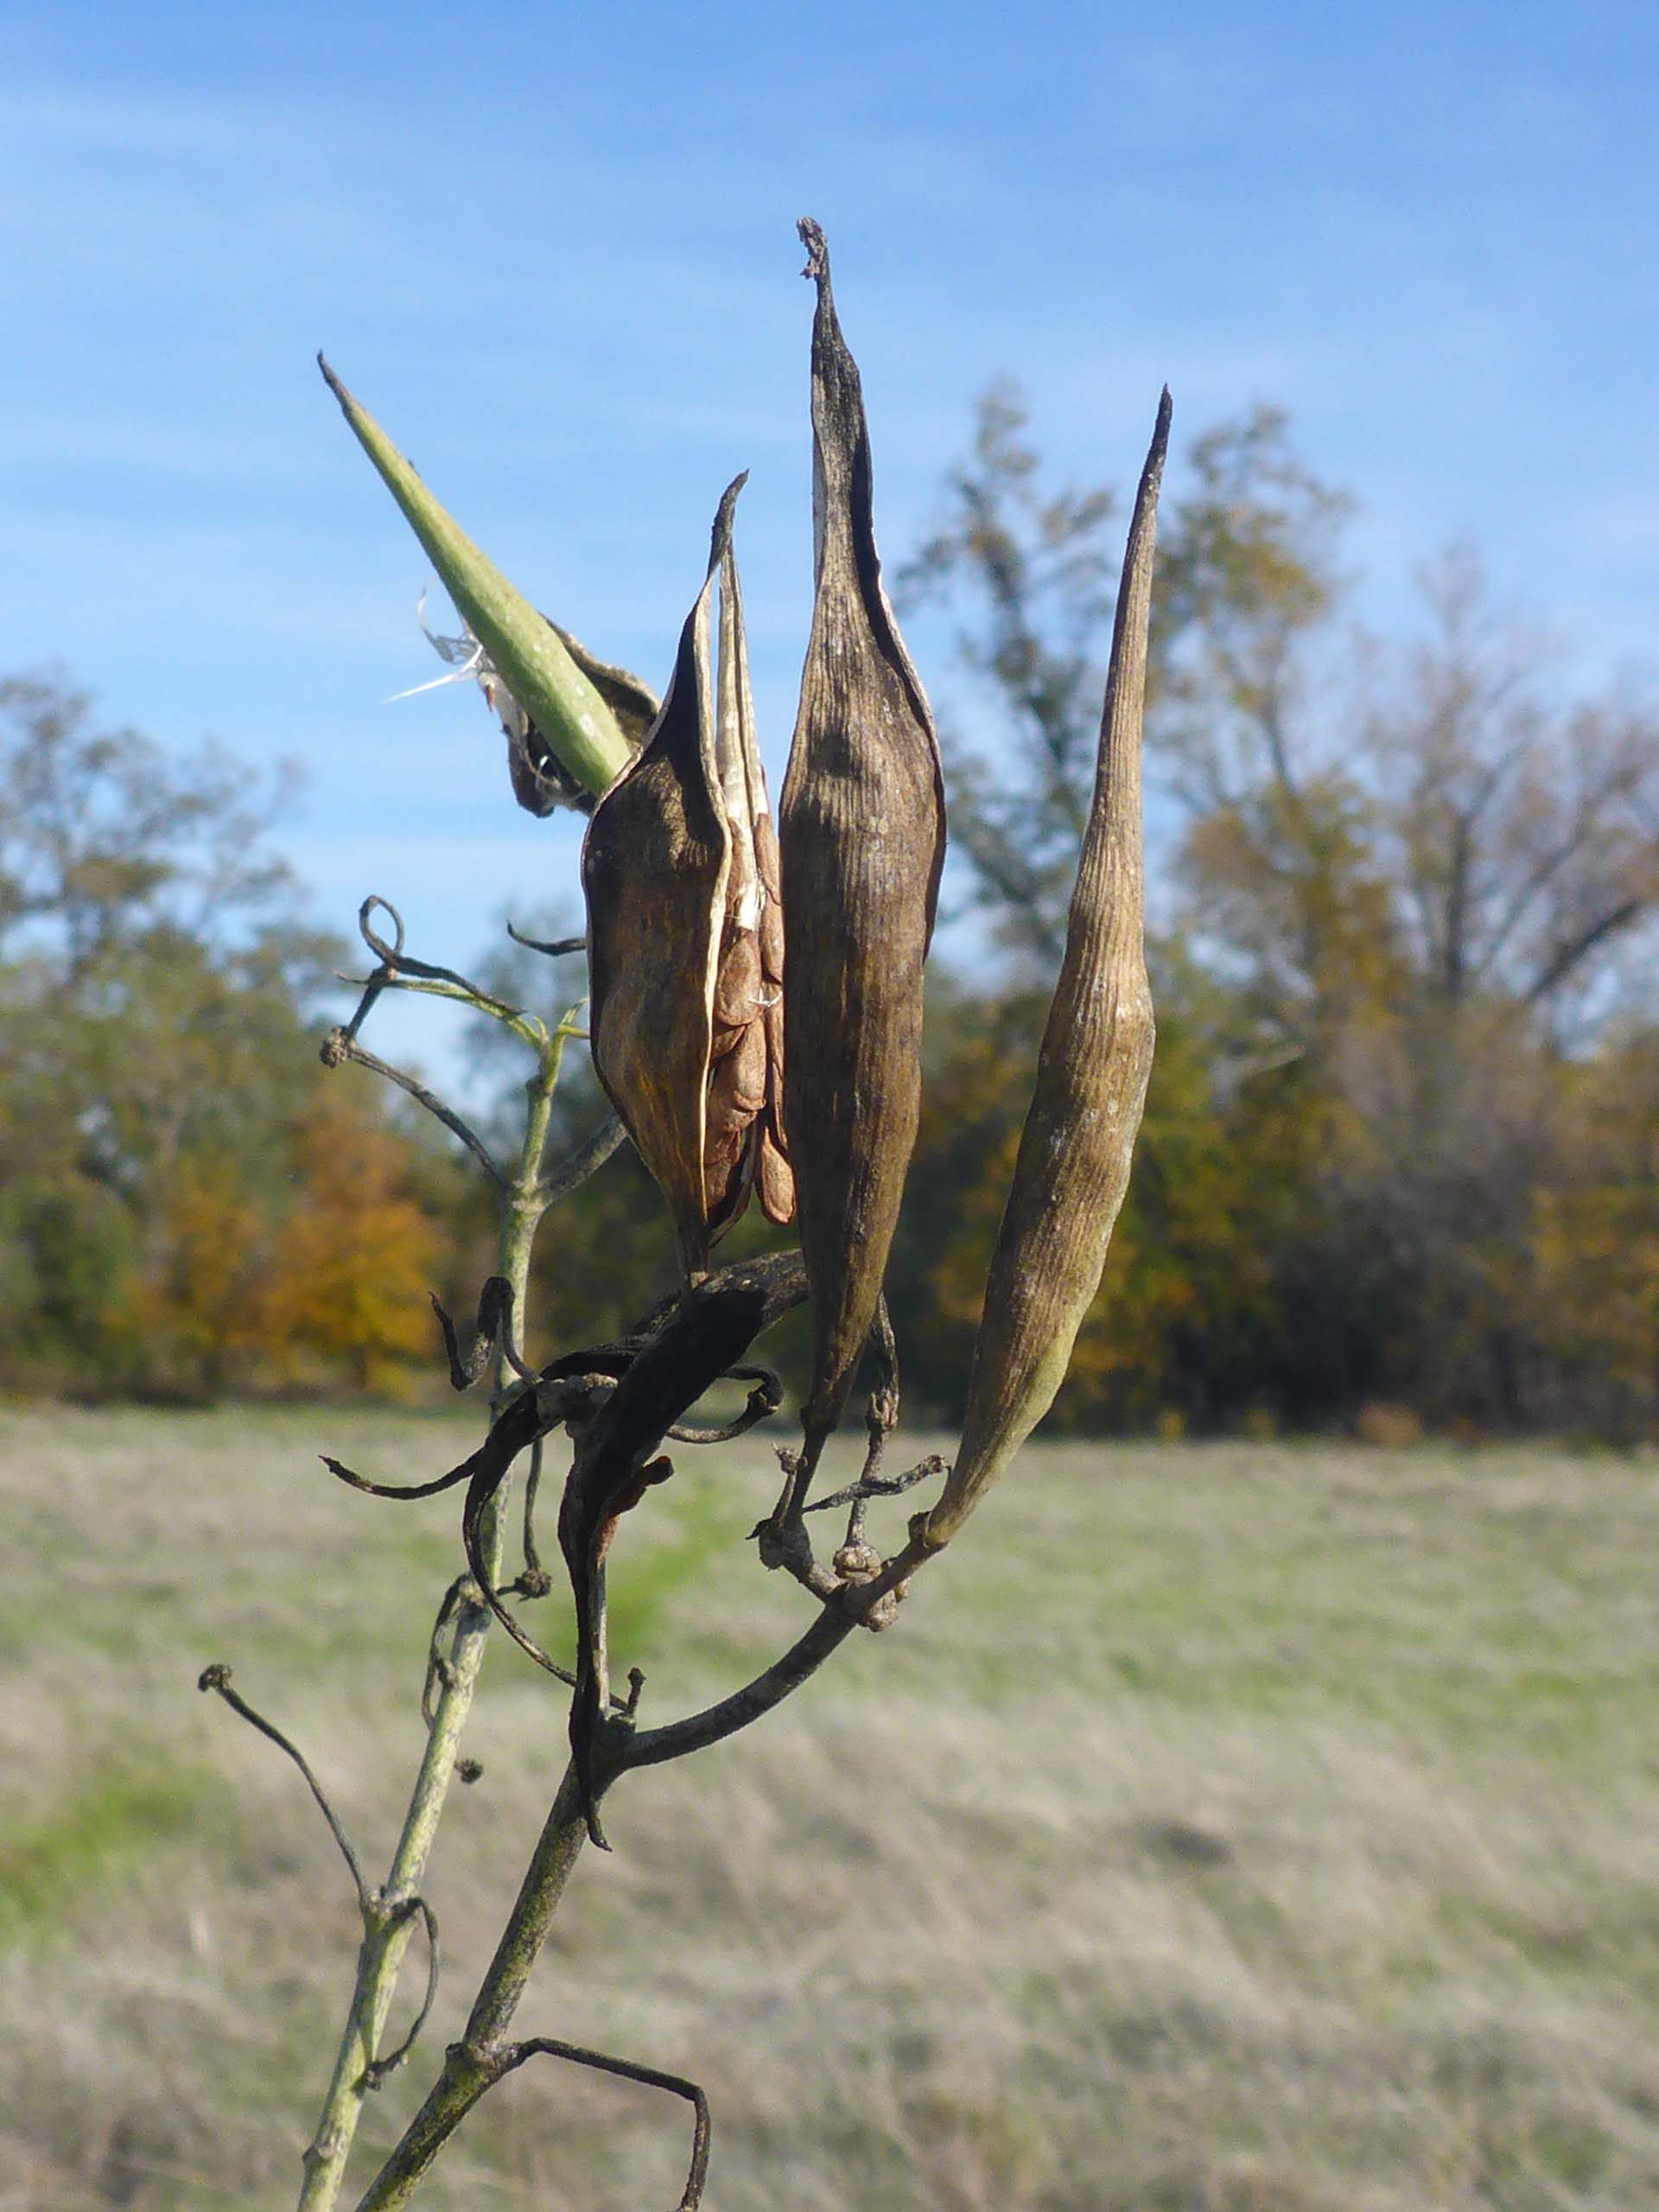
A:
[[582, 479, 790, 1281], [920, 391, 1172, 1551], [780, 218, 946, 1452], [583, 483, 736, 1282], [318, 354, 636, 801], [708, 536, 794, 1235], [752, 810, 793, 1221]]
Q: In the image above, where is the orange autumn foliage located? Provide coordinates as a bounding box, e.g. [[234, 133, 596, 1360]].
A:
[[257, 1100, 441, 1394]]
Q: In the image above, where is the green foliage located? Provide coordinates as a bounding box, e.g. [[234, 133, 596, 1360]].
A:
[[256, 1098, 445, 1393], [0, 675, 452, 1401]]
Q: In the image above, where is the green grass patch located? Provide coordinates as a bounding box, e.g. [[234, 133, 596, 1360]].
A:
[[0, 1760, 215, 1941]]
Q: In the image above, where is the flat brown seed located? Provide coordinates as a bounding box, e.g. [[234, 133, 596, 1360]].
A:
[[755, 815, 786, 979], [780, 219, 946, 1447], [759, 1128, 795, 1224], [712, 931, 764, 1039]]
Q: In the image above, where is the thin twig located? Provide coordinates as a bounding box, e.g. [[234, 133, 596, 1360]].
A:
[[322, 1453, 477, 1503], [358, 894, 522, 1019], [420, 1579, 472, 1729], [499, 2037, 711, 2211], [532, 1112, 627, 1206], [666, 1364, 783, 1443], [198, 1664, 368, 1910], [804, 1453, 946, 1515], [756, 1304, 899, 1589], [362, 1898, 442, 2089], [507, 922, 587, 959], [430, 1277, 534, 1389], [321, 1029, 509, 1192], [625, 1538, 932, 1776], [520, 1434, 550, 1590], [847, 1298, 900, 1549]]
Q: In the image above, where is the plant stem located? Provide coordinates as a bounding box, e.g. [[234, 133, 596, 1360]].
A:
[[351, 1767, 591, 2212], [296, 1039, 563, 2212], [346, 1561, 931, 2208]]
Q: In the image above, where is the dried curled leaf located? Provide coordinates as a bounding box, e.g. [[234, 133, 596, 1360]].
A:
[[557, 1251, 809, 1842], [318, 354, 637, 802], [582, 479, 791, 1281], [781, 218, 945, 1449], [921, 391, 1172, 1551]]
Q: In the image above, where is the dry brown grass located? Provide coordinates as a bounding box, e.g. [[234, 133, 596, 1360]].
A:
[[3, 1406, 1658, 2210]]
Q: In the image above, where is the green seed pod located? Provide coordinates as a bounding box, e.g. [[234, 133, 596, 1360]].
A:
[[780, 219, 946, 1453], [318, 354, 639, 801], [582, 479, 791, 1282], [920, 390, 1171, 1551]]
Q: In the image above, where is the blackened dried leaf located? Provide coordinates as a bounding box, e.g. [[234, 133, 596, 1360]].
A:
[[582, 483, 741, 1281], [921, 391, 1171, 1549], [558, 1252, 809, 1841], [780, 218, 945, 1452]]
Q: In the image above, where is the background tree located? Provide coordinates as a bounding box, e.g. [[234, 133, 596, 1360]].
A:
[[894, 390, 1659, 1436], [0, 673, 454, 1397]]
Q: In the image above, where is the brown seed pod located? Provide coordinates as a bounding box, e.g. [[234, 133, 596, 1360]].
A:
[[582, 477, 790, 1282], [583, 484, 734, 1282], [780, 217, 947, 1458], [919, 390, 1172, 1551], [708, 536, 794, 1236]]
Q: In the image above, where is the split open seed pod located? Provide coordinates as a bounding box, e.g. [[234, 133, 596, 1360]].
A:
[[319, 355, 647, 805], [582, 479, 792, 1283], [709, 536, 794, 1233], [919, 390, 1171, 1551], [780, 218, 946, 1454]]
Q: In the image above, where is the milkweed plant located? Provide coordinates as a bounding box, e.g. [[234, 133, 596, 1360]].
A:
[[199, 219, 1170, 2212]]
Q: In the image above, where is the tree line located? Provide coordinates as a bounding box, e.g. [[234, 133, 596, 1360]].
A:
[[3, 393, 1656, 1433]]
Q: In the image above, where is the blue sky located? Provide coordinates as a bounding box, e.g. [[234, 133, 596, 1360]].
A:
[[3, 1, 1656, 1081]]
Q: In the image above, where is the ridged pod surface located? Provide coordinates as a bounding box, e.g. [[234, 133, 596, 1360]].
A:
[[780, 218, 945, 1446], [920, 391, 1171, 1549]]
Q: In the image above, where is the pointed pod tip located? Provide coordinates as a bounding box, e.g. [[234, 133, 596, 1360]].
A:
[[1151, 386, 1173, 461], [316, 352, 355, 417], [708, 471, 750, 569], [1141, 388, 1173, 499], [797, 216, 829, 281]]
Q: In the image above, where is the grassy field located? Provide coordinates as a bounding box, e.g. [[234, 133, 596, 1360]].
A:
[[3, 1405, 1658, 2211]]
